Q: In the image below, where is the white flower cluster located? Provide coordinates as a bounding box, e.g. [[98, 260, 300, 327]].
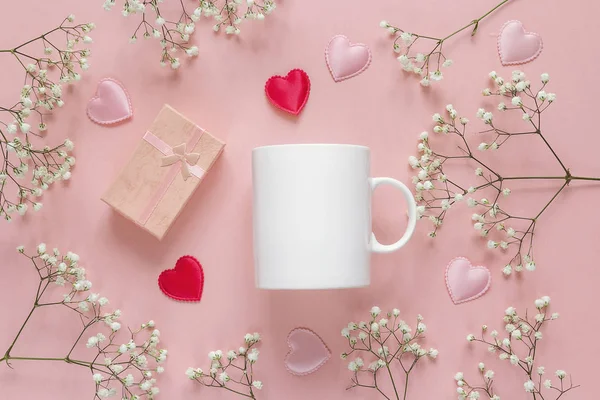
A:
[[456, 297, 577, 400], [1, 16, 91, 221], [187, 332, 263, 398], [408, 71, 569, 277], [342, 307, 438, 398], [379, 21, 453, 87], [5, 245, 167, 400], [105, 0, 275, 68]]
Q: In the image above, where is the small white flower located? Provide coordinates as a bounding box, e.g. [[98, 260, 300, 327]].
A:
[[86, 336, 99, 348], [400, 32, 413, 44], [248, 348, 259, 363], [466, 334, 475, 342], [510, 354, 519, 365], [370, 306, 381, 317], [219, 372, 230, 382], [526, 261, 536, 271], [430, 70, 443, 81], [512, 96, 523, 106], [379, 20, 389, 28], [252, 380, 263, 389], [93, 373, 103, 383], [544, 379, 552, 389], [556, 370, 566, 379], [420, 77, 430, 87], [185, 367, 197, 379], [541, 73, 550, 83], [442, 59, 453, 67], [524, 380, 535, 392]]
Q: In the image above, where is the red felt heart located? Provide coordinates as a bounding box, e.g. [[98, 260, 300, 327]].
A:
[[158, 256, 204, 302], [265, 69, 311, 115]]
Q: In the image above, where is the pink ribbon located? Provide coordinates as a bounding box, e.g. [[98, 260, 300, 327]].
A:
[[138, 130, 205, 225]]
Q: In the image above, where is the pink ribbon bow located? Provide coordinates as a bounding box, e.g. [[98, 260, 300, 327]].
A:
[[160, 143, 201, 181], [138, 130, 205, 225]]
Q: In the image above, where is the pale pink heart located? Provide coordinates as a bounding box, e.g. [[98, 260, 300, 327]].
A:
[[284, 328, 331, 376], [325, 35, 372, 82], [87, 78, 133, 125], [445, 257, 492, 304], [497, 20, 543, 66]]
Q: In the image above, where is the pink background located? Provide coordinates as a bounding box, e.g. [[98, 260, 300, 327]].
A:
[[1, 0, 599, 399]]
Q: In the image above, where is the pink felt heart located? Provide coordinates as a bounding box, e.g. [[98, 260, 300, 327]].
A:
[[497, 20, 543, 66], [284, 328, 331, 376], [325, 35, 372, 82], [445, 257, 491, 304], [87, 78, 133, 125]]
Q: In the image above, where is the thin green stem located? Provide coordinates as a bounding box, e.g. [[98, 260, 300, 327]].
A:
[[441, 0, 510, 41], [571, 176, 600, 182], [534, 181, 568, 220]]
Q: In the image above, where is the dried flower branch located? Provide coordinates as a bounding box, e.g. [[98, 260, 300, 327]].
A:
[[0, 16, 92, 221], [104, 0, 276, 68], [186, 333, 263, 398], [341, 307, 438, 400], [457, 296, 578, 399], [1, 244, 167, 400], [380, 0, 508, 86], [409, 70, 600, 276]]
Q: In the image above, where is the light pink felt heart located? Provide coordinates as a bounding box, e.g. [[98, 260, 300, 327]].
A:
[[284, 328, 331, 376], [497, 20, 543, 66], [325, 35, 372, 82], [445, 257, 491, 304], [87, 78, 133, 125]]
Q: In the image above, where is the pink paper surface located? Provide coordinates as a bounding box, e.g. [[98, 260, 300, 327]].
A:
[[1, 0, 599, 399]]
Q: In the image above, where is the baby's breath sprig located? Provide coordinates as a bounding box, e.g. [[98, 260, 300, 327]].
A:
[[186, 333, 263, 398], [0, 16, 92, 222], [104, 0, 276, 69], [409, 70, 600, 277], [380, 0, 509, 86], [457, 297, 578, 400], [341, 307, 438, 400], [1, 244, 167, 400]]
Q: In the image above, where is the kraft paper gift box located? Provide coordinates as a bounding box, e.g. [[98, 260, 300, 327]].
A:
[[102, 104, 225, 240]]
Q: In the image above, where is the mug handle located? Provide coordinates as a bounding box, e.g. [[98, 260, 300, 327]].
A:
[[370, 177, 417, 254]]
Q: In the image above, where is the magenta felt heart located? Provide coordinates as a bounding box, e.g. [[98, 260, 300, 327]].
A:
[[325, 35, 371, 82], [284, 328, 331, 376], [87, 78, 133, 125], [445, 257, 491, 304], [158, 256, 204, 302], [497, 20, 543, 66]]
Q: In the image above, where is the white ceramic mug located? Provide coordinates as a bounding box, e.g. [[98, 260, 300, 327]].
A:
[[252, 144, 417, 289]]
